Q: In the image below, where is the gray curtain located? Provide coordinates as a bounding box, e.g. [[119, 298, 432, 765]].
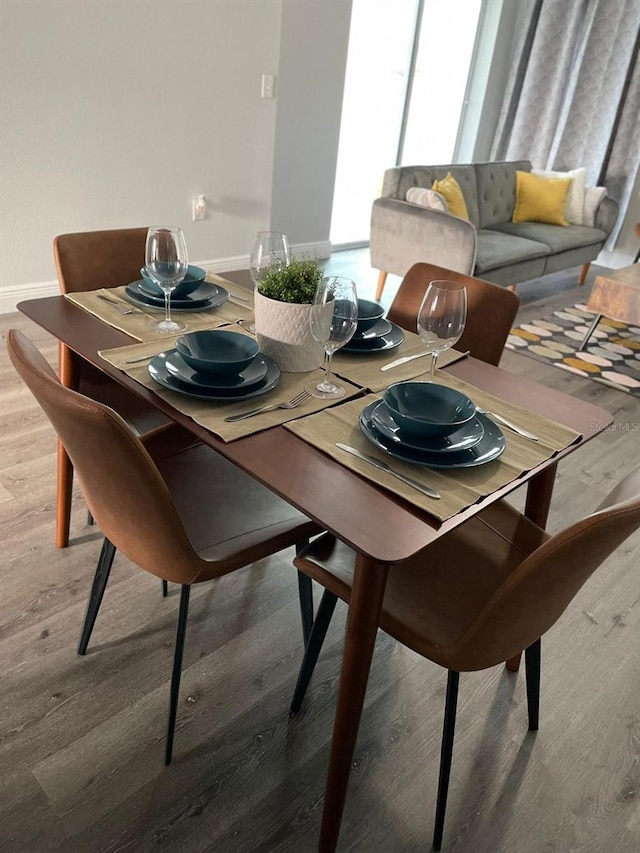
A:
[[491, 0, 640, 247]]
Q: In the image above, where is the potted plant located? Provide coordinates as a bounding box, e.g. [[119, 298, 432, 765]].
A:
[[254, 257, 328, 372]]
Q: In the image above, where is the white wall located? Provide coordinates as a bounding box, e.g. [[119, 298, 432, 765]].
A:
[[0, 0, 353, 308]]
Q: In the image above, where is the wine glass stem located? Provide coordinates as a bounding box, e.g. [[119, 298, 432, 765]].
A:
[[430, 352, 439, 380], [323, 350, 334, 388], [164, 291, 171, 325]]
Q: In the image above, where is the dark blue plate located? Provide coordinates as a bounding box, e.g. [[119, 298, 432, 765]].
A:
[[342, 322, 405, 353], [148, 350, 280, 401], [360, 401, 504, 468], [371, 400, 484, 453], [351, 317, 392, 342], [164, 350, 269, 391], [125, 280, 228, 312]]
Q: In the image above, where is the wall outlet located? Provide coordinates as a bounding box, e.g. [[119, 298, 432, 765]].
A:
[[192, 194, 206, 221], [261, 74, 275, 99]]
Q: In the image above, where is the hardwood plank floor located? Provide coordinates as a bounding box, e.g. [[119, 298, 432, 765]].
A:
[[1, 258, 639, 852]]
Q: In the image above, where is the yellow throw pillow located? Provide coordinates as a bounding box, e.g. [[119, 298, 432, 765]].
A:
[[513, 170, 572, 226], [431, 172, 469, 220]]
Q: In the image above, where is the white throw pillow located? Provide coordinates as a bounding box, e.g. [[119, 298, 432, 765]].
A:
[[406, 187, 449, 213], [582, 186, 607, 227], [532, 167, 587, 225]]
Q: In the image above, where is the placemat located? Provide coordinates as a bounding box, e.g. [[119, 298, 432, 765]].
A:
[[98, 336, 363, 442], [285, 377, 581, 522], [331, 331, 467, 391], [206, 272, 255, 309], [65, 285, 253, 343]]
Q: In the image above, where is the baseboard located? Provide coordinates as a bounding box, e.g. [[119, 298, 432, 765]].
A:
[[1, 241, 333, 315]]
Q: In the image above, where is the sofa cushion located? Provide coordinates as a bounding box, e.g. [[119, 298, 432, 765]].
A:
[[431, 173, 469, 219], [405, 187, 448, 212], [474, 229, 549, 275], [487, 221, 607, 253], [532, 167, 587, 224], [476, 160, 532, 229], [513, 171, 572, 226]]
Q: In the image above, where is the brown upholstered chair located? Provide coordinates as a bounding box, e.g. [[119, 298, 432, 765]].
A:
[[291, 474, 640, 849], [8, 329, 320, 765], [53, 227, 170, 548], [388, 262, 520, 366]]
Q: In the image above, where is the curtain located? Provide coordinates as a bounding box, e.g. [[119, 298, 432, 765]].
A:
[[491, 0, 640, 247]]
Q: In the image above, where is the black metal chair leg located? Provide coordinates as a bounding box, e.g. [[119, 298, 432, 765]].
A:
[[290, 589, 338, 714], [77, 537, 116, 655], [165, 584, 191, 766], [433, 670, 460, 851], [577, 312, 601, 351], [297, 570, 314, 646], [87, 509, 95, 526], [162, 580, 169, 597], [295, 540, 313, 646], [525, 638, 541, 731]]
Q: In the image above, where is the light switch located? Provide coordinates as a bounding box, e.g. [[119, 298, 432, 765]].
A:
[[261, 74, 275, 99]]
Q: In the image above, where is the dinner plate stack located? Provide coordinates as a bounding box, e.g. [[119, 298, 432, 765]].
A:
[[125, 266, 229, 312], [148, 329, 280, 401], [342, 298, 405, 353], [360, 381, 505, 469]]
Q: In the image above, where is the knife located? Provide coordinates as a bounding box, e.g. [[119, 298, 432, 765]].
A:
[[380, 349, 470, 372], [336, 443, 440, 500]]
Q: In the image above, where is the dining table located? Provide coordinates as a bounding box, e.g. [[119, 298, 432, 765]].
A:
[[17, 271, 613, 853]]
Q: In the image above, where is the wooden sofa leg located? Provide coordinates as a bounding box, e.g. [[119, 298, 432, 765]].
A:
[[578, 262, 590, 285], [507, 284, 516, 292], [375, 270, 388, 301]]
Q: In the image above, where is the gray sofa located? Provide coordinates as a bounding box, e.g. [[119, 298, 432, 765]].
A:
[[370, 160, 619, 298]]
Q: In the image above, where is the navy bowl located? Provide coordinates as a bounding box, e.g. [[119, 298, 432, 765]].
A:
[[357, 298, 385, 331], [382, 382, 476, 439], [140, 264, 206, 298], [175, 329, 260, 374]]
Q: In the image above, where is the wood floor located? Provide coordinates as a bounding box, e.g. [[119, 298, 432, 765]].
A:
[[1, 259, 639, 853]]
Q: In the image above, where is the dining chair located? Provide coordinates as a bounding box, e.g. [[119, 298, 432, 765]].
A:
[[8, 329, 321, 765], [387, 262, 520, 366], [290, 473, 640, 849], [53, 227, 170, 548]]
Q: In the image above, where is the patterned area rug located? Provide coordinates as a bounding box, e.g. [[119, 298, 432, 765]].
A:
[[505, 303, 640, 396]]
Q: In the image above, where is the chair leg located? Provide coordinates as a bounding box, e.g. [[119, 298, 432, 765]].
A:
[[165, 584, 191, 766], [433, 670, 460, 852], [87, 509, 95, 526], [162, 580, 169, 597], [290, 589, 338, 714], [78, 537, 116, 655], [507, 283, 516, 292], [297, 570, 314, 646], [577, 312, 601, 351], [578, 262, 590, 285], [525, 638, 541, 731], [375, 270, 388, 301]]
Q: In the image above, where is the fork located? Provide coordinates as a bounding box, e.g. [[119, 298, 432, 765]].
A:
[[224, 389, 311, 422]]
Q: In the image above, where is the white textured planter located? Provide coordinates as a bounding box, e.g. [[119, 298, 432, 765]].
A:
[[254, 290, 327, 372]]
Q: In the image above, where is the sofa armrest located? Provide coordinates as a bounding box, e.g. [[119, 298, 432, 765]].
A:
[[595, 196, 619, 236], [370, 197, 477, 279]]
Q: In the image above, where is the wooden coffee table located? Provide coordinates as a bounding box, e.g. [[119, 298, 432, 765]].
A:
[[579, 263, 640, 350]]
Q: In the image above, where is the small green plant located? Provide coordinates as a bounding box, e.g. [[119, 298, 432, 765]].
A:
[[257, 257, 324, 304]]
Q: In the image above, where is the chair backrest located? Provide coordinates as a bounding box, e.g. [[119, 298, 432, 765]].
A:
[[387, 262, 519, 366], [451, 467, 640, 670], [54, 227, 148, 294], [7, 329, 202, 584]]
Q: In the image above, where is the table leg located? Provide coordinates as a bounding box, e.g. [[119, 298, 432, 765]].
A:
[[577, 313, 601, 351], [506, 463, 558, 672], [319, 553, 389, 852], [56, 343, 80, 548]]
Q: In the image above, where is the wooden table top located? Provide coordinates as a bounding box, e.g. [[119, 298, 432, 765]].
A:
[[18, 294, 612, 564]]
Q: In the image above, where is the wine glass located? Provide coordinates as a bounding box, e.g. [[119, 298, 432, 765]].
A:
[[417, 280, 467, 381], [145, 226, 189, 334], [307, 276, 358, 399], [249, 231, 290, 331]]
